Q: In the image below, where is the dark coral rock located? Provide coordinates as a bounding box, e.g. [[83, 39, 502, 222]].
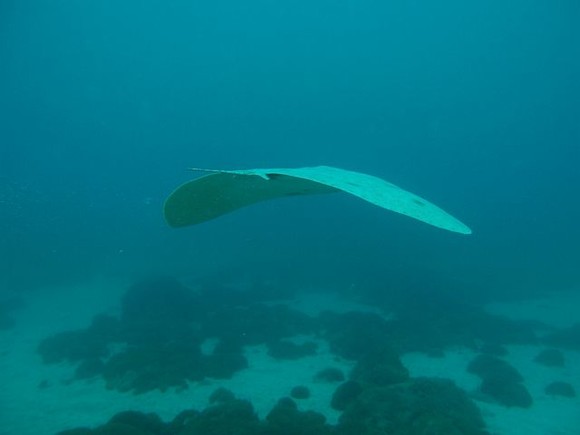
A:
[[93, 422, 155, 435], [331, 381, 363, 411], [337, 377, 488, 435], [74, 358, 105, 380], [290, 385, 311, 400], [545, 381, 576, 398], [87, 314, 123, 341], [266, 397, 332, 435], [107, 411, 166, 435], [275, 397, 298, 410], [209, 387, 236, 404], [203, 339, 248, 379], [40, 276, 261, 394], [350, 346, 409, 387], [479, 343, 508, 357], [121, 277, 200, 328], [120, 281, 198, 342], [468, 354, 532, 408], [121, 319, 201, 350], [480, 377, 533, 408], [377, 278, 539, 354], [544, 323, 580, 350], [467, 355, 523, 384], [534, 348, 565, 367], [267, 339, 317, 360], [38, 329, 109, 364], [38, 315, 119, 367], [103, 341, 203, 394], [166, 409, 200, 434], [202, 304, 316, 345], [314, 367, 345, 383], [179, 399, 261, 435], [320, 311, 391, 360], [56, 429, 93, 435]]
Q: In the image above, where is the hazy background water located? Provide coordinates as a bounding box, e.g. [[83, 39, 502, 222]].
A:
[[1, 0, 578, 303]]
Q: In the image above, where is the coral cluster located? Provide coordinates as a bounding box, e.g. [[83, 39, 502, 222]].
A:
[[468, 355, 532, 408]]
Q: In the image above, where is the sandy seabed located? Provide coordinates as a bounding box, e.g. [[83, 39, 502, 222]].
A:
[[1, 280, 579, 435]]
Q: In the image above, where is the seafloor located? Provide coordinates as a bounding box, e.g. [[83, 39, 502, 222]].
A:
[[1, 277, 579, 435]]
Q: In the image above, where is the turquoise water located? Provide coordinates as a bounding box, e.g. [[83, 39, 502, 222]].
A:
[[1, 1, 579, 434]]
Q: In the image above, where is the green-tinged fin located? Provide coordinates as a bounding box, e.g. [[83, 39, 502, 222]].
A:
[[163, 165, 471, 235]]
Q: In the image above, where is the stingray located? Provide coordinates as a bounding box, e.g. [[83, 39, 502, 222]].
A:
[[163, 165, 471, 234]]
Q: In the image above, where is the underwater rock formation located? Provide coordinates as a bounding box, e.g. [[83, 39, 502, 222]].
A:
[[314, 367, 345, 383], [480, 377, 533, 408], [290, 385, 311, 399], [331, 381, 364, 411], [267, 339, 318, 360], [337, 377, 488, 435], [37, 278, 255, 394], [265, 397, 333, 435], [102, 340, 204, 393], [121, 276, 201, 329], [544, 323, 580, 350], [350, 345, 409, 387], [320, 310, 392, 359], [468, 355, 524, 384], [545, 381, 576, 398], [534, 348, 565, 367], [468, 354, 532, 408]]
